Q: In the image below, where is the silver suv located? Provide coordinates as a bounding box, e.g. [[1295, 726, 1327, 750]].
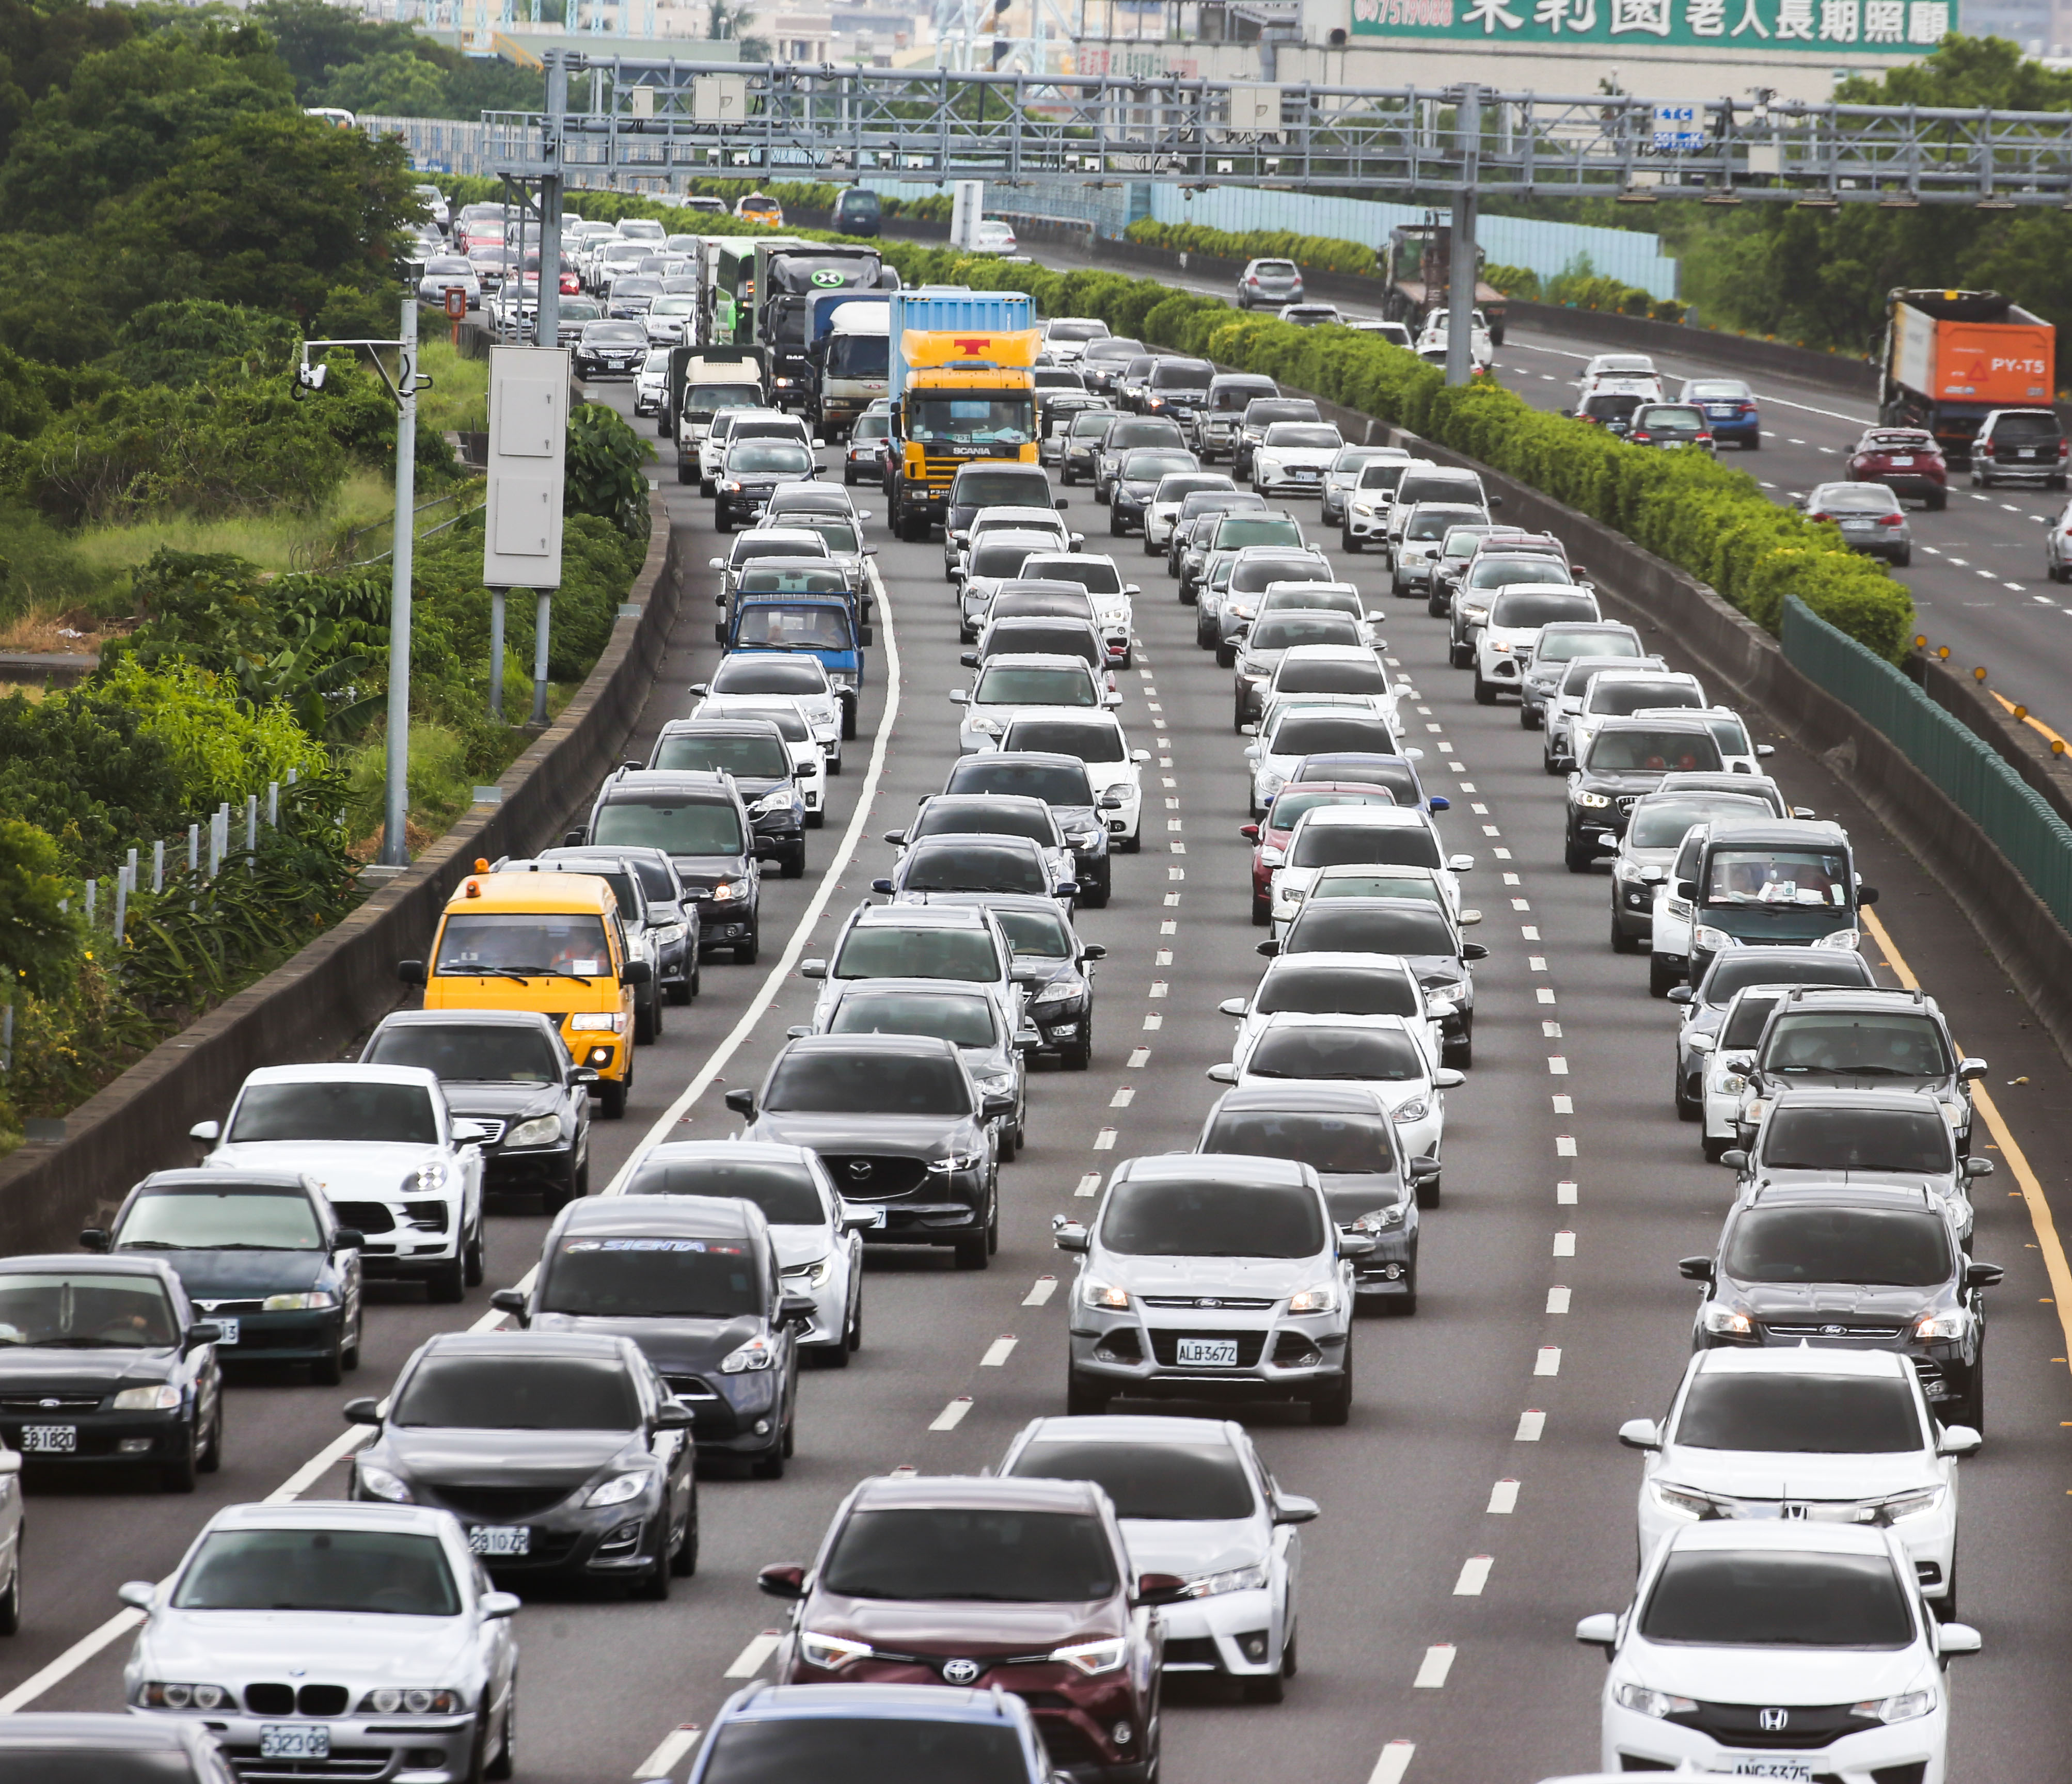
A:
[[1237, 258, 1304, 311]]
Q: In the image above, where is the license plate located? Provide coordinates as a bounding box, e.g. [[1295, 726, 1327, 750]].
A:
[[1890, 455, 1915, 466], [259, 1726, 330, 1761], [1730, 1761, 1810, 1780], [468, 1524, 531, 1557], [214, 1318, 240, 1346], [1175, 1338, 1239, 1366], [19, 1425, 74, 1453], [2019, 449, 2036, 458], [1841, 519, 1872, 529]]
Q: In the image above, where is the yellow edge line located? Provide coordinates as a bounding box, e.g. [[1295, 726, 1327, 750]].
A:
[[1987, 687, 2069, 754], [1862, 904, 2072, 1372]]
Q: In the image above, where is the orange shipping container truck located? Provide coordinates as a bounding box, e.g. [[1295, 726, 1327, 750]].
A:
[[1880, 288, 2057, 461]]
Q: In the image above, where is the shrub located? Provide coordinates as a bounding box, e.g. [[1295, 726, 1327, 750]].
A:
[[565, 400, 654, 542]]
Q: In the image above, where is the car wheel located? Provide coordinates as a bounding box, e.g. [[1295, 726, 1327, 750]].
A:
[[783, 842, 806, 880], [1144, 533, 1161, 557], [843, 466, 856, 485], [1443, 1032, 1472, 1070], [634, 990, 658, 1044], [735, 925, 761, 966], [342, 1313, 362, 1371], [1109, 508, 1125, 536], [1648, 954, 1681, 998], [842, 704, 858, 741], [635, 1536, 671, 1600], [671, 1501, 700, 1574], [460, 1709, 491, 1784], [1427, 593, 1449, 618], [464, 1217, 485, 1288], [1520, 703, 1542, 730], [1309, 1350, 1353, 1426], [1061, 467, 1076, 485], [805, 806, 825, 831], [1563, 835, 1596, 872], [1472, 669, 1496, 705], [676, 460, 694, 485], [1251, 892, 1270, 927], [161, 1424, 199, 1493], [1956, 1374, 1985, 1436], [828, 751, 844, 776], [1448, 640, 1473, 669], [953, 1226, 990, 1271], [1610, 915, 1638, 954], [1065, 1369, 1111, 1415], [1120, 829, 1141, 854], [1215, 639, 1237, 668], [426, 1251, 467, 1303], [312, 1339, 345, 1388], [485, 1686, 516, 1781], [1342, 530, 1361, 553], [667, 975, 692, 1006], [1702, 1134, 1733, 1164], [0, 1536, 22, 1636], [1386, 1268, 1419, 1317], [1893, 547, 1912, 568], [1245, 1668, 1286, 1705], [599, 1077, 628, 1120], [1928, 489, 1947, 511]]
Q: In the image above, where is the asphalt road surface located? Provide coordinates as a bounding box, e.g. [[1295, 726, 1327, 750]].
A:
[[7, 356, 2072, 1784]]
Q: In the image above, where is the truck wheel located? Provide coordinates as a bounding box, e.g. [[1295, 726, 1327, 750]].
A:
[[676, 460, 694, 484]]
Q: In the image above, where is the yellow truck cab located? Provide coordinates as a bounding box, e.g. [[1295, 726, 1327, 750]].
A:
[[889, 326, 1040, 541], [399, 866, 649, 1119]]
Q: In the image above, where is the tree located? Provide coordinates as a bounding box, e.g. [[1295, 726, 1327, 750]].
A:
[[314, 49, 449, 120], [0, 819, 83, 1001], [108, 299, 299, 388], [249, 0, 449, 101]]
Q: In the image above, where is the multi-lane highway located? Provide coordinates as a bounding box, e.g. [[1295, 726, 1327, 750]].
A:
[[6, 335, 2072, 1784]]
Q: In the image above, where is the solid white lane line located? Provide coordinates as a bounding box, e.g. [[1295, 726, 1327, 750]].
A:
[[1023, 1276, 1058, 1305], [0, 1612, 146, 1716], [1453, 1556, 1493, 1596], [929, 1396, 974, 1431], [1486, 1479, 1520, 1514], [632, 1724, 702, 1780], [1367, 1741, 1417, 1784], [723, 1633, 784, 1678], [1412, 1645, 1457, 1688], [1514, 1408, 1546, 1440], [980, 1336, 1017, 1367]]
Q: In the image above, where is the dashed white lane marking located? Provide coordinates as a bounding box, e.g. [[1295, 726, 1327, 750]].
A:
[[1159, 918, 1177, 933], [1023, 1276, 1058, 1305], [1413, 1645, 1457, 1689], [1511, 897, 1531, 911], [1547, 1285, 1572, 1314], [1547, 1056, 1569, 1075], [1535, 1347, 1563, 1376], [1368, 1741, 1418, 1784], [929, 1396, 974, 1431], [1486, 1479, 1520, 1514], [1553, 1231, 1576, 1257], [1789, 437, 1807, 445], [1504, 872, 1522, 885], [1527, 954, 1546, 969], [1453, 1556, 1494, 1596], [1521, 924, 1540, 940], [1148, 981, 1169, 997], [1515, 1408, 1546, 1440], [1154, 948, 1172, 964], [1110, 1086, 1135, 1107], [1126, 1047, 1151, 1068], [634, 1725, 702, 1779], [1542, 1021, 1563, 1039], [1492, 846, 1512, 860], [1556, 1135, 1577, 1156], [1075, 1172, 1102, 1197], [1551, 1094, 1573, 1113], [980, 1336, 1017, 1367], [724, 1633, 784, 1678], [1557, 1180, 1578, 1204], [1536, 987, 1557, 1005], [1143, 1013, 1163, 1031], [2003, 502, 2022, 512], [1094, 1128, 1118, 1149], [1969, 492, 1990, 501]]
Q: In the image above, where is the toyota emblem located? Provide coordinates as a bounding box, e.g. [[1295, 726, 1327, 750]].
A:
[[1759, 1709, 1789, 1733], [941, 1658, 981, 1685], [847, 1160, 874, 1181]]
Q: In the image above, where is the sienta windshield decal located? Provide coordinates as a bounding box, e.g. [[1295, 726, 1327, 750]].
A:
[[562, 1238, 747, 1254]]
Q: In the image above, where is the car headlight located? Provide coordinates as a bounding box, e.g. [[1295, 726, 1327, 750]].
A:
[[1648, 1481, 1722, 1521], [1082, 1278, 1130, 1310], [1279, 888, 1304, 907], [649, 922, 685, 944], [828, 673, 857, 691], [1693, 925, 1735, 953], [356, 1462, 414, 1503], [1488, 640, 1512, 654], [975, 1070, 1017, 1096], [1286, 1280, 1338, 1315], [719, 1333, 780, 1373], [143, 1681, 235, 1710], [783, 1256, 834, 1291], [1573, 790, 1611, 809], [502, 1114, 563, 1149], [1051, 1637, 1128, 1675], [1614, 859, 1641, 880], [262, 1291, 339, 1312], [1182, 1563, 1269, 1598], [359, 1688, 464, 1715], [1257, 846, 1285, 867], [1033, 982, 1078, 1005], [113, 1384, 182, 1411], [1812, 928, 1862, 951], [1853, 1689, 1936, 1725], [1879, 1484, 1948, 1521], [1352, 502, 1378, 517], [1258, 771, 1287, 795], [800, 1630, 873, 1671], [1350, 1204, 1405, 1233], [1427, 980, 1468, 1003], [969, 716, 1000, 733], [1227, 602, 1256, 620], [927, 1151, 983, 1173], [1914, 1309, 1967, 1340], [754, 788, 799, 815], [1390, 1098, 1431, 1124], [585, 1471, 650, 1508], [1463, 605, 1489, 624], [1615, 1682, 1698, 1719], [1718, 1074, 1748, 1095], [1702, 1304, 1753, 1336], [1066, 830, 1100, 850], [722, 481, 744, 492], [568, 1012, 626, 1031], [710, 879, 746, 902]]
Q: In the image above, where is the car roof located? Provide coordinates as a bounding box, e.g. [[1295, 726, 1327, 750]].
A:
[[1742, 1180, 1939, 1213], [0, 1713, 209, 1751], [136, 1168, 314, 1194], [850, 902, 989, 928], [241, 1062, 438, 1089], [419, 1328, 635, 1364], [833, 977, 994, 1001], [442, 870, 618, 916], [1018, 1413, 1244, 1448], [601, 769, 738, 800], [849, 1473, 1108, 1514], [0, 1252, 181, 1279], [1119, 1151, 1314, 1187], [1261, 949, 1412, 971], [1764, 986, 1940, 1015], [206, 1498, 450, 1534], [951, 750, 1088, 774], [1762, 1086, 1945, 1113], [783, 1031, 962, 1058], [562, 1193, 762, 1236], [1659, 1518, 1896, 1560], [1276, 643, 1382, 663], [1292, 804, 1428, 829], [920, 794, 1055, 815], [1698, 818, 1849, 846], [1257, 1009, 1417, 1034], [722, 1681, 1033, 1725], [974, 652, 1098, 672], [374, 1008, 562, 1036], [656, 717, 787, 737], [1211, 1081, 1395, 1114]]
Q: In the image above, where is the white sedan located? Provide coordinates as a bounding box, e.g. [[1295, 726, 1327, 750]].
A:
[[1218, 949, 1456, 1070], [1633, 704, 1775, 776], [1245, 699, 1415, 817], [952, 655, 1119, 754], [994, 712, 1150, 851], [1249, 423, 1345, 499], [196, 1065, 484, 1303], [1269, 805, 1471, 929]]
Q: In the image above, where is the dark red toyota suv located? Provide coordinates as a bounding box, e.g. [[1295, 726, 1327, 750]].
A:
[[760, 1474, 1176, 1782]]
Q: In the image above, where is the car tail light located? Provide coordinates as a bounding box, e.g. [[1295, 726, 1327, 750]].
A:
[[1697, 434, 1714, 443], [1877, 513, 1903, 527], [1808, 513, 1829, 523], [1631, 432, 1651, 442], [2060, 440, 2069, 458]]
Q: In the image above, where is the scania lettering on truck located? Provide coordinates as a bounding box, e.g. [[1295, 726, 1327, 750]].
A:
[[751, 243, 893, 411], [811, 296, 891, 440], [1878, 287, 2056, 461], [672, 348, 767, 486], [885, 291, 1039, 542]]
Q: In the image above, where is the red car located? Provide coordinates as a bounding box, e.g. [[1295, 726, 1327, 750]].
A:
[[762, 1474, 1176, 1784], [1239, 781, 1399, 925], [1847, 428, 1948, 509]]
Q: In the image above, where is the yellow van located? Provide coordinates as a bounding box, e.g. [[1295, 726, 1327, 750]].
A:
[[398, 865, 649, 1119]]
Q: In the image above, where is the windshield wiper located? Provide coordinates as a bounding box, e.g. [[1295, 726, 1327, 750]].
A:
[[447, 969, 533, 986], [116, 1239, 186, 1250]]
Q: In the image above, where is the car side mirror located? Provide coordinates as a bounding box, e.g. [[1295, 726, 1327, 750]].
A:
[[1677, 1256, 1715, 1283], [785, 1025, 811, 1041], [1239, 724, 1258, 738], [1755, 743, 1776, 757], [396, 959, 426, 987], [708, 556, 725, 569], [1617, 1418, 1662, 1452], [960, 651, 979, 667], [573, 1066, 601, 1086], [563, 830, 585, 848], [1271, 1492, 1320, 1526], [481, 1590, 523, 1620], [622, 959, 652, 985], [801, 959, 828, 979], [1256, 940, 1280, 958], [1937, 1622, 1983, 1658], [117, 1580, 156, 1612], [1963, 1156, 1995, 1178], [1426, 999, 1457, 1020], [758, 1563, 809, 1600], [1103, 691, 1122, 707], [187, 1321, 223, 1349], [1639, 866, 1667, 886], [948, 690, 969, 705], [724, 1087, 757, 1118], [1964, 1262, 2005, 1290], [343, 1397, 384, 1426], [1132, 750, 1152, 763], [79, 1228, 110, 1253], [1134, 1572, 1189, 1607], [1338, 1232, 1376, 1259], [1856, 885, 1879, 906], [654, 1399, 695, 1432], [1574, 1612, 1618, 1653], [1219, 997, 1249, 1016], [333, 1228, 365, 1252], [1673, 879, 1697, 901], [1719, 1150, 1749, 1171], [1723, 1053, 1755, 1072], [1079, 943, 1108, 962], [1937, 1424, 1982, 1457], [1666, 983, 1694, 1004], [1958, 1057, 1987, 1081], [778, 1293, 816, 1327], [1428, 795, 1449, 812], [1458, 909, 1482, 925], [489, 1288, 529, 1322], [1462, 942, 1489, 963], [1052, 1216, 1091, 1252], [1409, 1158, 1442, 1182], [871, 878, 895, 895], [1434, 1068, 1466, 1089], [1205, 1063, 1239, 1084]]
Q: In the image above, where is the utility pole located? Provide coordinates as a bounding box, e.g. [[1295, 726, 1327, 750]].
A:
[[382, 298, 420, 867], [535, 50, 569, 353], [1445, 82, 1480, 390]]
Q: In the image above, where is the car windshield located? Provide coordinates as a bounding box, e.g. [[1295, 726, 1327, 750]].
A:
[[1249, 1026, 1426, 1082], [1251, 615, 1361, 651], [1265, 425, 1341, 449], [1538, 629, 1639, 665], [119, 1187, 322, 1252], [229, 1080, 439, 1143], [1703, 954, 1871, 1003], [1290, 759, 1419, 801], [902, 842, 1048, 895], [1205, 1107, 1399, 1174], [767, 1050, 970, 1115], [1762, 1106, 1952, 1173], [1233, 559, 1327, 595], [1122, 451, 1195, 480], [700, 1718, 1029, 1784], [733, 606, 853, 649], [173, 1528, 461, 1617], [1673, 1372, 1924, 1454], [911, 395, 1035, 447], [1277, 659, 1388, 695], [1004, 720, 1124, 763], [1398, 476, 1481, 508], [1991, 410, 2060, 441], [585, 323, 646, 344], [1586, 729, 1722, 773], [1257, 965, 1415, 1016], [713, 658, 827, 694], [1705, 849, 1851, 907], [1813, 485, 1902, 514], [1051, 322, 1109, 342], [1291, 825, 1440, 870], [1102, 1175, 1324, 1258], [1023, 558, 1124, 597], [1639, 1551, 1912, 1649], [1213, 518, 1303, 550], [1269, 791, 1393, 833], [731, 442, 813, 474], [541, 1233, 763, 1318], [0, 1272, 179, 1348], [1687, 381, 1750, 399], [653, 731, 794, 778], [1287, 905, 1456, 957], [1405, 507, 1481, 541], [1468, 557, 1569, 590], [1723, 1206, 1952, 1286], [1591, 680, 1700, 716], [824, 1505, 1117, 1601], [947, 761, 1092, 805], [1490, 591, 1596, 629], [393, 1355, 641, 1430], [627, 1157, 826, 1223], [686, 384, 762, 418], [832, 992, 997, 1049], [1312, 873, 1443, 906], [834, 926, 1000, 983], [1008, 1438, 1255, 1520], [593, 801, 745, 857], [974, 666, 1097, 708], [1720, 994, 1784, 1050], [1357, 463, 1410, 490], [1761, 1013, 1951, 1077], [1628, 798, 1768, 850], [1272, 717, 1397, 757], [1638, 406, 1706, 432]]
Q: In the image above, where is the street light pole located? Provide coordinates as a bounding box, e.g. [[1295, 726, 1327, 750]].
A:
[[381, 298, 420, 868]]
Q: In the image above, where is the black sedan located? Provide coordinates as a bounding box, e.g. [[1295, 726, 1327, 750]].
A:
[[573, 320, 650, 380], [360, 1010, 595, 1210], [345, 1330, 697, 1598], [82, 1170, 363, 1384], [920, 891, 1105, 1072], [1681, 1181, 2002, 1431], [0, 1255, 224, 1491], [715, 439, 820, 533]]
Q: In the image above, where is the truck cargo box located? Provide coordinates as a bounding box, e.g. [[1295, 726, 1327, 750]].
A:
[[888, 292, 1037, 397]]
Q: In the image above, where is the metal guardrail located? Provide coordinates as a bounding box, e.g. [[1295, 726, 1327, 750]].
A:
[[1781, 595, 2072, 932]]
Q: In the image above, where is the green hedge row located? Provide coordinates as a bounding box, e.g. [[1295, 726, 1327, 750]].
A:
[[1121, 217, 1376, 278], [871, 240, 1913, 662]]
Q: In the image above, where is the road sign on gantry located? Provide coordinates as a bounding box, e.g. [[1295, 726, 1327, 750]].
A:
[[483, 345, 569, 591]]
